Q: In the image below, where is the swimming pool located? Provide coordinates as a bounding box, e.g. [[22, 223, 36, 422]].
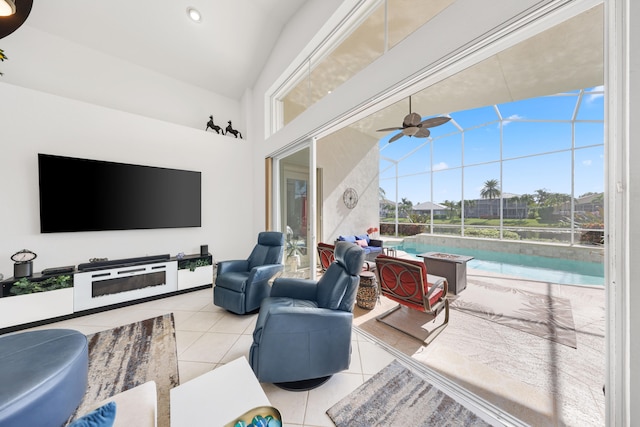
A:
[[396, 243, 604, 286]]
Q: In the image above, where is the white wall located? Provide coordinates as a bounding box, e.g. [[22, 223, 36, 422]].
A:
[[317, 127, 379, 242], [0, 83, 254, 277], [1, 26, 241, 131]]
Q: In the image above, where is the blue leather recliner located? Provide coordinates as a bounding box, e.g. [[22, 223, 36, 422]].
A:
[[214, 231, 285, 314], [249, 241, 365, 390]]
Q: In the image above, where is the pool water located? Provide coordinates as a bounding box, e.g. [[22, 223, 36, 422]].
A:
[[397, 244, 604, 286]]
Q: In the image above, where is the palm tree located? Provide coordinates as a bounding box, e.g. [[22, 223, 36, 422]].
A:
[[442, 200, 457, 219], [458, 199, 475, 218], [480, 179, 501, 218], [517, 194, 536, 218], [534, 188, 550, 206], [480, 179, 501, 199], [399, 197, 414, 220]]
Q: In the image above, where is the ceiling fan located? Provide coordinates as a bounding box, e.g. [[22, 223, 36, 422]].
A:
[[376, 97, 451, 143]]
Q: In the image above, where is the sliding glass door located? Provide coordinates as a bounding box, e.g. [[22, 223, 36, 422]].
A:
[[277, 145, 317, 278]]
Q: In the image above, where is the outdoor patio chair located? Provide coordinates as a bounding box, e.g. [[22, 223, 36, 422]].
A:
[[374, 254, 449, 344], [317, 242, 373, 273]]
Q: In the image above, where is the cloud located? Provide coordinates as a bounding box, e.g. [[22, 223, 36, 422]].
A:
[[582, 159, 592, 166], [586, 93, 604, 103], [586, 86, 604, 103], [502, 114, 523, 127], [432, 162, 448, 171]]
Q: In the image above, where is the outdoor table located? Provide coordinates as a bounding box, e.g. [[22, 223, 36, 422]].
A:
[[418, 252, 474, 295]]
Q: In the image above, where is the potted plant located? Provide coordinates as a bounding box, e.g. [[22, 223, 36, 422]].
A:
[[10, 275, 73, 296], [285, 232, 303, 271]]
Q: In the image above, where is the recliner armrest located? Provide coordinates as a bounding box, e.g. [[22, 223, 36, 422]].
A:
[[270, 278, 318, 300], [249, 264, 284, 283], [216, 259, 249, 275]]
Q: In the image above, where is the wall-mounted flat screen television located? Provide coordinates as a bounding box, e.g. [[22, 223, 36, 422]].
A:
[[38, 154, 202, 233]]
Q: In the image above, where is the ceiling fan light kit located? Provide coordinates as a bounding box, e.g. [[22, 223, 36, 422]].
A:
[[376, 96, 451, 143]]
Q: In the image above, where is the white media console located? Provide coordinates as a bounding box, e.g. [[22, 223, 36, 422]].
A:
[[0, 253, 214, 330], [74, 260, 178, 311]]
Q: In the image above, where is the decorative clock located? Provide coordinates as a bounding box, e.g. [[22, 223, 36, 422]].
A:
[[11, 249, 37, 278], [342, 187, 358, 209]]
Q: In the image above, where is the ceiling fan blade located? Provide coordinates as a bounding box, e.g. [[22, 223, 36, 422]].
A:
[[376, 126, 403, 132], [414, 128, 431, 138], [388, 132, 405, 143], [402, 126, 420, 137], [419, 116, 451, 128], [403, 112, 422, 127]]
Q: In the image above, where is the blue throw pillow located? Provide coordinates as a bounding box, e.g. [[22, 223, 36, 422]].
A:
[[69, 401, 117, 427], [339, 235, 357, 244]]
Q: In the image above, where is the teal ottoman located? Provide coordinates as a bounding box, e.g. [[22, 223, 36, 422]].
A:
[[0, 329, 88, 427]]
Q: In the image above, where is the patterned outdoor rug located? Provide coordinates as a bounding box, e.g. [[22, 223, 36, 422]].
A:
[[327, 359, 491, 426], [68, 313, 179, 427], [451, 281, 577, 348]]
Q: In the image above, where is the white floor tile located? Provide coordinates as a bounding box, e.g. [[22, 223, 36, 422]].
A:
[[179, 331, 241, 363], [304, 372, 363, 427], [261, 384, 308, 425], [178, 361, 217, 384]]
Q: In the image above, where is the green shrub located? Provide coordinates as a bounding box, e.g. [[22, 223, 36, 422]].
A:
[[10, 275, 73, 296], [464, 228, 520, 240]]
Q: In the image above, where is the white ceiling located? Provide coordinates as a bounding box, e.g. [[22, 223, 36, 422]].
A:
[[21, 0, 308, 100]]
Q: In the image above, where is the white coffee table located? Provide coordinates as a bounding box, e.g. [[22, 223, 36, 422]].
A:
[[170, 356, 271, 426]]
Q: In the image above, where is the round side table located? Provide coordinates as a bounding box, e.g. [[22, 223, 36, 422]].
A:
[[356, 271, 378, 310]]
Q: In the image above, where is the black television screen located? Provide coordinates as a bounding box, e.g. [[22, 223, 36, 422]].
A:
[[38, 154, 201, 233]]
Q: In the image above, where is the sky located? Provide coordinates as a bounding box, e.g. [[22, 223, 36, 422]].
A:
[[378, 88, 605, 205]]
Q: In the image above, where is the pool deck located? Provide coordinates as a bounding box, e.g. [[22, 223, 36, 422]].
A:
[[354, 251, 605, 427]]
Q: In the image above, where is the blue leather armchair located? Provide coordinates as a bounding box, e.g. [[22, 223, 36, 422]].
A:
[[213, 231, 285, 314], [249, 241, 365, 389]]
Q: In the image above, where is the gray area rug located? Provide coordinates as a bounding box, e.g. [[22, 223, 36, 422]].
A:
[[69, 313, 179, 427], [451, 281, 577, 348], [327, 360, 491, 427]]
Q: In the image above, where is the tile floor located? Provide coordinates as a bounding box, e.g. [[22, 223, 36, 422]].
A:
[[21, 288, 402, 427], [20, 265, 604, 427]]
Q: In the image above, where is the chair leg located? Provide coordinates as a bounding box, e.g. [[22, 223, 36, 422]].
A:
[[423, 299, 449, 346], [376, 299, 449, 345]]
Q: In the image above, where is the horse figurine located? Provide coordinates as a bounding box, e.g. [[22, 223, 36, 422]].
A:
[[225, 121, 243, 139], [206, 115, 223, 134]]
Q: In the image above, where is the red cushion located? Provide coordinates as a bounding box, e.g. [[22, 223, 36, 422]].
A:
[[376, 255, 444, 310], [317, 243, 335, 270]]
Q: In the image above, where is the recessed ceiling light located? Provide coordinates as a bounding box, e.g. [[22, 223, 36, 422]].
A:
[[186, 7, 202, 23], [0, 0, 16, 17]]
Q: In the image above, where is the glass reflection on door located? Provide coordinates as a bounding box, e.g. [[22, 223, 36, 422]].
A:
[[280, 148, 310, 277]]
